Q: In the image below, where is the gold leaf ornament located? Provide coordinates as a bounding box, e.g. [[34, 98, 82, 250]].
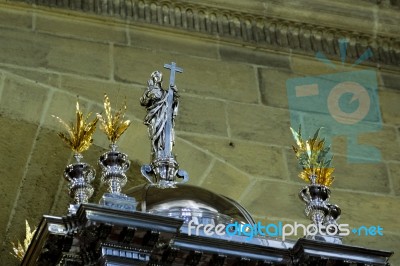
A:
[[97, 94, 131, 143], [11, 220, 37, 261], [53, 100, 99, 153], [299, 168, 335, 187], [290, 126, 335, 186]]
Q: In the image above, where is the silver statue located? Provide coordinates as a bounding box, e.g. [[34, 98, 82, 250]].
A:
[[140, 62, 188, 187], [140, 70, 178, 161]]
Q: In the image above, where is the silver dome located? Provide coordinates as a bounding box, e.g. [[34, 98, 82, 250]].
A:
[[126, 183, 255, 226]]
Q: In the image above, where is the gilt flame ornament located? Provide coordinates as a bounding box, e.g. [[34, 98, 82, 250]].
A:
[[97, 94, 131, 144], [290, 126, 334, 187], [97, 94, 137, 211], [10, 220, 36, 261], [53, 101, 98, 154], [54, 100, 98, 214]]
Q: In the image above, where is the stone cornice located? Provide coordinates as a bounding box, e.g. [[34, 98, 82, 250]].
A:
[[18, 0, 400, 68]]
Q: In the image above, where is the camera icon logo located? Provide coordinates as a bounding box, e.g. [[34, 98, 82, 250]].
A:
[[286, 69, 382, 163]]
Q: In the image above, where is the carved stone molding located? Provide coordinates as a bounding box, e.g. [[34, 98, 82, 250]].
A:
[[24, 0, 400, 68]]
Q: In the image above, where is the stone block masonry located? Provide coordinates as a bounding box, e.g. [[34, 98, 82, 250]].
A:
[[0, 1, 399, 265]]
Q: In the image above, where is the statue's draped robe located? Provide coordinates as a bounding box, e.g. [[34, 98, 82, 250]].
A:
[[141, 81, 171, 160]]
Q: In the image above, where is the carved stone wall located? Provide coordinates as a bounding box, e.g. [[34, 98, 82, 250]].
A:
[[0, 0, 399, 265], [20, 0, 400, 69]]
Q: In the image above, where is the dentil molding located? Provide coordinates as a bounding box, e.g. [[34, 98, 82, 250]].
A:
[[23, 0, 400, 68]]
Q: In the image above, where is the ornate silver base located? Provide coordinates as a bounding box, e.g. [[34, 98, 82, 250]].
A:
[[99, 193, 138, 212], [299, 184, 343, 242], [141, 159, 189, 188], [98, 145, 137, 212], [99, 146, 130, 194], [64, 159, 95, 214]]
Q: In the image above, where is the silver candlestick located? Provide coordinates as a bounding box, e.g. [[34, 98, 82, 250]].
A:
[[299, 184, 331, 230], [64, 153, 95, 214], [98, 144, 137, 211], [140, 62, 189, 188], [290, 127, 342, 243], [299, 185, 342, 243], [99, 143, 130, 194], [53, 100, 99, 214], [96, 94, 137, 211]]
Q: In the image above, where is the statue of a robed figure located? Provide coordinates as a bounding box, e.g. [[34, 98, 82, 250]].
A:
[[140, 62, 188, 187]]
